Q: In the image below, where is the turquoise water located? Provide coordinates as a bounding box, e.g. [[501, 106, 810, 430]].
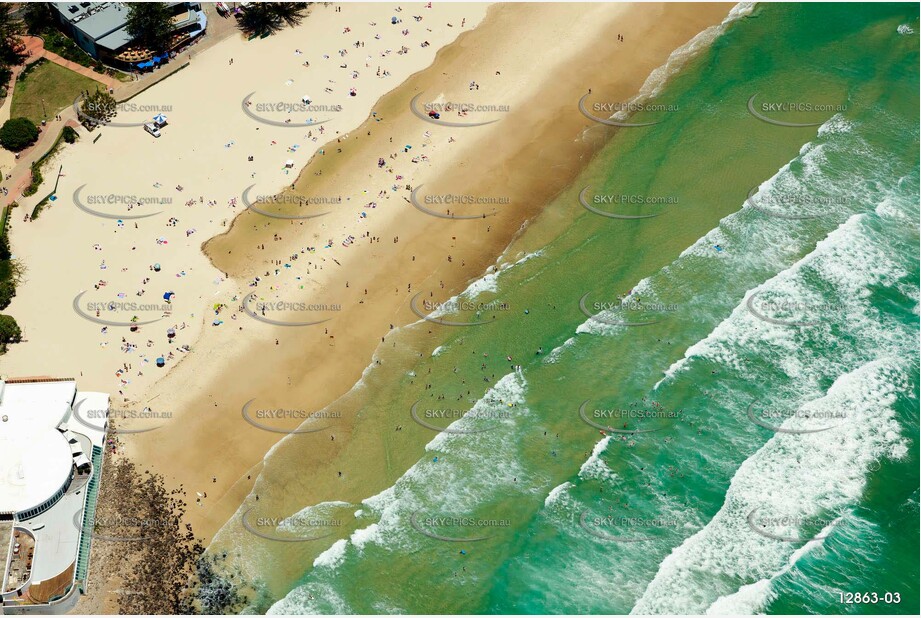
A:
[[213, 3, 920, 614]]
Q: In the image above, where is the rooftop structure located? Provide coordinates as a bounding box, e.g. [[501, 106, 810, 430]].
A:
[[0, 378, 108, 615], [48, 2, 206, 67]]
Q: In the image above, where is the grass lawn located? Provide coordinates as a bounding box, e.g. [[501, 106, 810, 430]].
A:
[[11, 60, 105, 124]]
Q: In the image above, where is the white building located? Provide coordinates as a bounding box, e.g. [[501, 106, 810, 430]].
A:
[[0, 378, 108, 615]]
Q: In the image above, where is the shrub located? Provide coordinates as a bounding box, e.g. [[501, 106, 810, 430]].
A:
[[22, 161, 43, 197], [0, 314, 21, 344], [62, 125, 78, 143], [0, 279, 13, 310], [0, 117, 39, 152]]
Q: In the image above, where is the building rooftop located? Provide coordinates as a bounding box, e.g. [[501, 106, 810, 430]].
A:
[[95, 25, 133, 52], [0, 381, 76, 517], [0, 379, 109, 613]]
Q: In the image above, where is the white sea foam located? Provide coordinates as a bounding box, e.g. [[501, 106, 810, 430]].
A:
[[267, 582, 351, 615], [544, 336, 575, 364], [312, 539, 348, 569], [704, 518, 839, 614], [282, 500, 351, 534], [608, 3, 755, 125], [422, 250, 543, 321], [632, 359, 910, 615], [544, 481, 574, 508], [350, 523, 382, 551], [578, 436, 616, 481]]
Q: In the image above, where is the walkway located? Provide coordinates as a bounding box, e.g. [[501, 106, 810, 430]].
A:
[[19, 36, 116, 90], [1, 6, 241, 210]]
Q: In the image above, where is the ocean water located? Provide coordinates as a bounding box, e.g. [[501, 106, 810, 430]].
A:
[[211, 3, 920, 614]]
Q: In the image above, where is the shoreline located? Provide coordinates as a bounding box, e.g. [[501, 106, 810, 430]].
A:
[[2, 2, 737, 612]]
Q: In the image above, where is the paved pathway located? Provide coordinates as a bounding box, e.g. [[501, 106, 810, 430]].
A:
[[1, 7, 242, 211], [19, 35, 116, 89]]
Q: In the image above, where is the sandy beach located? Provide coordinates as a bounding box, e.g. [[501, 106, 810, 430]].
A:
[[2, 1, 735, 591]]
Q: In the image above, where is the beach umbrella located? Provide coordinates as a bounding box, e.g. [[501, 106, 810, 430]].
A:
[[167, 328, 176, 338], [153, 113, 167, 125], [153, 263, 161, 272], [163, 291, 174, 301], [156, 357, 165, 367]]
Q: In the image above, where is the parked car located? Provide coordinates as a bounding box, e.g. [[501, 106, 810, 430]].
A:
[[144, 123, 161, 138]]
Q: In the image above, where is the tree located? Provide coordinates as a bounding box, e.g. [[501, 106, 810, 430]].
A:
[[0, 4, 25, 69], [0, 314, 21, 345], [23, 3, 55, 35], [0, 279, 13, 310], [238, 3, 308, 37], [79, 89, 117, 128], [0, 232, 10, 260], [62, 125, 79, 144], [126, 3, 173, 53], [0, 117, 39, 152]]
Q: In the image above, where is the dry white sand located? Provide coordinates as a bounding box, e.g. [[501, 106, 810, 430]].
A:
[[2, 2, 490, 399], [4, 2, 736, 560]]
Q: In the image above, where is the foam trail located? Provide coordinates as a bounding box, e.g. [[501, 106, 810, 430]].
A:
[[631, 359, 909, 615], [704, 518, 839, 614]]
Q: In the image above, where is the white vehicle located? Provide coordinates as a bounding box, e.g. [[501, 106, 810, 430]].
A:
[[144, 123, 161, 138]]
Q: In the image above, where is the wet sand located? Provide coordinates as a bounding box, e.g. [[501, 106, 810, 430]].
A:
[[127, 1, 736, 549]]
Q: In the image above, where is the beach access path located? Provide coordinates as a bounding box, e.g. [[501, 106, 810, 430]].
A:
[[0, 3, 239, 210]]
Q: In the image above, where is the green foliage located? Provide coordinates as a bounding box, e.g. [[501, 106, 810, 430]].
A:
[[126, 3, 174, 53], [22, 160, 43, 197], [23, 3, 55, 35], [0, 279, 13, 310], [0, 4, 25, 68], [80, 89, 117, 128], [0, 314, 20, 345], [0, 117, 39, 151], [238, 3, 308, 37], [37, 29, 96, 69], [15, 56, 44, 82], [62, 125, 78, 143]]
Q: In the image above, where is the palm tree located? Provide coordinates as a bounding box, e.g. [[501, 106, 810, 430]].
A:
[[238, 3, 308, 38]]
